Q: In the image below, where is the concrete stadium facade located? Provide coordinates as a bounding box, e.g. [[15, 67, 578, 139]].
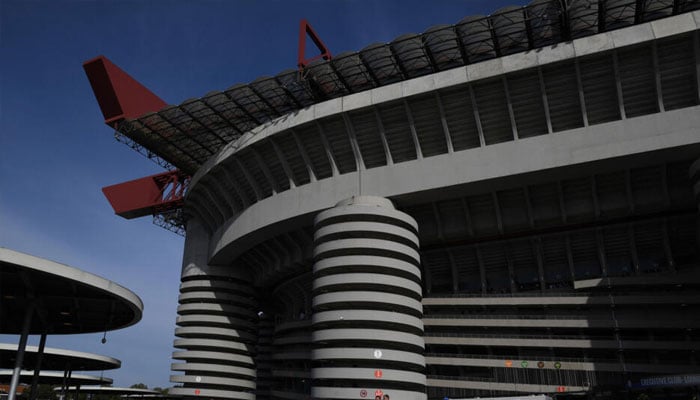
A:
[[167, 7, 700, 400]]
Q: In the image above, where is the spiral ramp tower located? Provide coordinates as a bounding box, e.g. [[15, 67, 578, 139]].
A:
[[311, 196, 426, 400], [84, 1, 700, 399], [170, 219, 259, 400]]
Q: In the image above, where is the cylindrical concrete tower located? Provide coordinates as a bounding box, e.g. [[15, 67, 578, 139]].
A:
[[311, 196, 426, 400], [170, 219, 259, 400]]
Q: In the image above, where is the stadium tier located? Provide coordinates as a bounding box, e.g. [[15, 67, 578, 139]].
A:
[[85, 1, 700, 399]]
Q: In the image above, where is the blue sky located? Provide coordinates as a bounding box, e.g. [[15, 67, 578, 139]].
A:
[[1, 0, 527, 389]]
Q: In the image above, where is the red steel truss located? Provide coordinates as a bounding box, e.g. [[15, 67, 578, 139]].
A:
[[83, 55, 167, 126], [297, 19, 332, 69], [102, 170, 189, 220], [85, 20, 333, 234], [84, 55, 190, 233]]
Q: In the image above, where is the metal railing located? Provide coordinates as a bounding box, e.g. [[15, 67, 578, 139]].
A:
[[425, 332, 616, 341], [425, 313, 589, 320], [424, 352, 612, 364]]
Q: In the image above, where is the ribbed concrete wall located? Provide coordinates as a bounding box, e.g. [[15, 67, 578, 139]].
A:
[[311, 196, 426, 400], [170, 219, 258, 400]]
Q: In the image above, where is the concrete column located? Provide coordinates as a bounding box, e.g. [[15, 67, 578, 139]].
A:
[[170, 218, 258, 400], [311, 196, 426, 400]]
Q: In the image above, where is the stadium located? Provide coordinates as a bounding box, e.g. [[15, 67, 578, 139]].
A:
[[84, 1, 700, 399]]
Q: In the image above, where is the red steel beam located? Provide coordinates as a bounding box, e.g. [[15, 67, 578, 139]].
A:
[[83, 55, 167, 125], [102, 170, 189, 219], [85, 56, 185, 223], [297, 19, 332, 69]]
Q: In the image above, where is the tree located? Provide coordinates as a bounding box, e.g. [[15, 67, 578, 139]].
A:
[[153, 388, 169, 395], [129, 383, 148, 390], [25, 384, 56, 400]]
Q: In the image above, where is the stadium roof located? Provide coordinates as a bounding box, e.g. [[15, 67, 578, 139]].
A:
[[85, 0, 700, 176]]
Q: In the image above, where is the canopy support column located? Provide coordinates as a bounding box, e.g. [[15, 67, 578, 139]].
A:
[[9, 304, 34, 400], [29, 331, 47, 400]]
